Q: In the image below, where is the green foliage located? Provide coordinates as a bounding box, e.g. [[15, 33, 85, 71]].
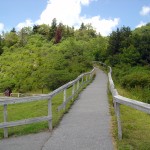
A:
[[0, 21, 105, 93], [121, 71, 150, 89], [106, 24, 150, 66]]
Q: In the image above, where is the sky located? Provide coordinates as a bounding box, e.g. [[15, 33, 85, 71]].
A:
[[0, 0, 150, 36]]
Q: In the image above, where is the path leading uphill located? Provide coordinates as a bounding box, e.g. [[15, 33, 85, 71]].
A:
[[0, 69, 114, 150], [42, 68, 114, 150]]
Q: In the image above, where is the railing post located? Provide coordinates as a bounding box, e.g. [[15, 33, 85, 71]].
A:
[[116, 102, 122, 140], [48, 98, 52, 131], [72, 83, 75, 100], [77, 80, 80, 90], [63, 89, 67, 109], [86, 75, 88, 82], [3, 104, 8, 138], [81, 77, 84, 86]]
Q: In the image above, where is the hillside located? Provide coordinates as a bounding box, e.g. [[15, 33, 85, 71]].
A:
[[0, 21, 107, 93]]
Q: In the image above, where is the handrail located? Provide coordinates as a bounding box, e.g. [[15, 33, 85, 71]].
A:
[[0, 68, 95, 138], [98, 61, 150, 140]]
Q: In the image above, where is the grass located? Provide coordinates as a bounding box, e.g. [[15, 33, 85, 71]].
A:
[[0, 79, 93, 139], [109, 85, 150, 150]]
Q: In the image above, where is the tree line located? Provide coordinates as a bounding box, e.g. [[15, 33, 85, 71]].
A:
[[0, 18, 150, 100], [0, 19, 106, 93]]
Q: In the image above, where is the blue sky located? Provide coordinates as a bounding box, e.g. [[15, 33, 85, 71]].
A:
[[0, 0, 150, 36]]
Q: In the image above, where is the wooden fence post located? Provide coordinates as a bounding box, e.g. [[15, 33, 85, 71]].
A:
[[63, 89, 67, 109], [3, 104, 8, 138], [86, 75, 88, 82], [72, 84, 75, 100], [116, 102, 122, 140], [77, 80, 80, 90], [48, 98, 52, 131], [81, 77, 84, 86]]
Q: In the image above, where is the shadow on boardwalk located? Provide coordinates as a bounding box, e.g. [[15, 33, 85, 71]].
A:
[[0, 68, 114, 150]]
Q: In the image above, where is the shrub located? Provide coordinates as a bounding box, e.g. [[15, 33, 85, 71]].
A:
[[121, 69, 150, 89]]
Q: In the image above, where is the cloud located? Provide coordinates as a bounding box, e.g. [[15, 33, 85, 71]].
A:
[[136, 21, 146, 28], [81, 16, 119, 36], [36, 0, 119, 36], [36, 0, 85, 26], [16, 0, 119, 36], [0, 23, 4, 33], [16, 19, 34, 30], [140, 6, 150, 16]]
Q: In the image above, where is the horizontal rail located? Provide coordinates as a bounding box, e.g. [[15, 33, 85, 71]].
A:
[[114, 95, 150, 114], [0, 68, 95, 105], [0, 116, 52, 128], [0, 68, 95, 138]]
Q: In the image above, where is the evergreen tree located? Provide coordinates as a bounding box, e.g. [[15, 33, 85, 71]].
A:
[[49, 18, 57, 41]]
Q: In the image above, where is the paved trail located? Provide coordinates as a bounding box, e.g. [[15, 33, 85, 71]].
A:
[[0, 69, 114, 150], [42, 68, 114, 150]]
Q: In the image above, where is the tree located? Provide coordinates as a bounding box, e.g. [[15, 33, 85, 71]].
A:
[[54, 23, 62, 44], [79, 23, 86, 30], [106, 26, 132, 66], [3, 31, 19, 48], [11, 27, 16, 33], [33, 25, 40, 34], [49, 18, 57, 41], [0, 35, 3, 55], [132, 23, 150, 65], [18, 27, 32, 46]]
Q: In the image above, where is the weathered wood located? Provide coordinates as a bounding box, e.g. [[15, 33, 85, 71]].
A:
[[0, 95, 50, 105], [0, 116, 52, 128], [58, 94, 75, 111], [114, 95, 150, 114], [48, 98, 52, 131], [77, 80, 80, 90], [98, 62, 150, 140], [63, 89, 67, 109], [72, 84, 75, 100], [3, 104, 8, 138], [0, 68, 95, 138], [116, 103, 122, 140]]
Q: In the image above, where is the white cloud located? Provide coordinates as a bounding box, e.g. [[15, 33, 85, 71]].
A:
[[16, 19, 34, 30], [16, 0, 119, 36], [136, 21, 146, 28], [36, 0, 83, 26], [0, 23, 4, 33], [140, 6, 150, 16], [81, 16, 119, 36]]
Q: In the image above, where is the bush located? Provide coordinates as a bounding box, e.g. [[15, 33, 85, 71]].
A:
[[120, 67, 150, 89]]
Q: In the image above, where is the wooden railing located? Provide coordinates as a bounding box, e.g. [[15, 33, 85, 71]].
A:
[[0, 68, 95, 138], [99, 62, 150, 140]]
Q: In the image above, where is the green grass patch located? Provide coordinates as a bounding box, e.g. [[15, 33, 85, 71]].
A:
[[109, 86, 150, 150], [0, 79, 93, 139]]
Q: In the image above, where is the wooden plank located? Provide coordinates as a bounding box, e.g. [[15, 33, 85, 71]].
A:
[[72, 84, 75, 100], [58, 94, 74, 111], [3, 104, 8, 138], [116, 103, 122, 140], [0, 116, 52, 128], [0, 95, 50, 105], [48, 98, 52, 131], [114, 95, 150, 114], [63, 89, 67, 110]]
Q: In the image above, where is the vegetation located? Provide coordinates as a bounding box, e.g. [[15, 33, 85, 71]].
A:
[[0, 20, 107, 93], [0, 82, 91, 139], [0, 17, 150, 149], [105, 23, 150, 149]]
